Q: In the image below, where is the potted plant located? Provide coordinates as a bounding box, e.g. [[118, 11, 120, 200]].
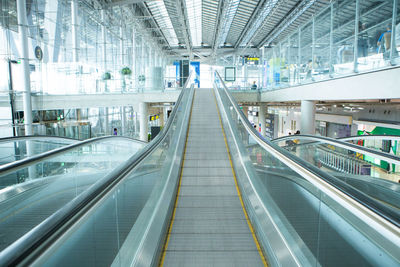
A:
[[121, 67, 132, 75], [102, 72, 111, 80]]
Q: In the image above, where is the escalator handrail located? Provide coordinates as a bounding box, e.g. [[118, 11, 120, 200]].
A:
[[0, 136, 146, 176], [215, 71, 400, 230], [271, 134, 400, 165], [0, 73, 193, 266], [339, 134, 400, 142], [0, 135, 79, 143]]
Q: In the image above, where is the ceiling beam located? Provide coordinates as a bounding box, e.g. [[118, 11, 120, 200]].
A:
[[176, 0, 193, 58], [140, 2, 171, 49], [105, 0, 160, 8], [233, 0, 267, 48], [257, 0, 316, 48], [162, 0, 193, 58], [211, 0, 224, 54]]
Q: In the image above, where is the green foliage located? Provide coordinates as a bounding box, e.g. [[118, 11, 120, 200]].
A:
[[102, 72, 111, 80], [121, 67, 132, 75]]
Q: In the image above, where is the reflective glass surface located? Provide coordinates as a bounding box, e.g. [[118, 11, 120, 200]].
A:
[[226, 0, 400, 91], [0, 138, 77, 166], [215, 76, 399, 266], [0, 138, 145, 251], [273, 137, 400, 209]]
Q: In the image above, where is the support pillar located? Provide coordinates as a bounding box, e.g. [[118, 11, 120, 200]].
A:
[[329, 2, 334, 77], [139, 102, 148, 142], [141, 37, 146, 76], [105, 107, 109, 135], [132, 28, 136, 88], [259, 104, 267, 137], [121, 106, 126, 136], [71, 0, 79, 62], [353, 0, 360, 72], [17, 0, 33, 135], [163, 107, 168, 126], [300, 100, 316, 135], [120, 26, 124, 66], [312, 17, 315, 71], [390, 0, 398, 64], [101, 10, 107, 72], [298, 27, 301, 84], [244, 64, 248, 86]]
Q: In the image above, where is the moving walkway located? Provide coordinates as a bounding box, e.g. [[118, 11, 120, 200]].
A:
[[0, 74, 398, 266]]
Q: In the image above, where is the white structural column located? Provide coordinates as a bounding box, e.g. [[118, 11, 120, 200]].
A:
[[105, 107, 109, 135], [71, 0, 79, 62], [141, 36, 145, 76], [139, 102, 148, 142], [261, 47, 265, 88], [132, 29, 137, 88], [163, 107, 168, 126], [121, 106, 126, 136], [259, 104, 267, 137], [157, 51, 162, 67], [17, 0, 33, 135], [101, 10, 107, 72], [149, 46, 153, 68], [244, 64, 248, 86], [120, 26, 124, 66], [300, 100, 316, 135]]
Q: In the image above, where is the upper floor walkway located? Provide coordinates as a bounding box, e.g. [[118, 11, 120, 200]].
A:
[[1, 65, 399, 111]]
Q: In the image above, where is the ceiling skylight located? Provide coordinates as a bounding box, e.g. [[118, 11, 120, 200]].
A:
[[240, 0, 279, 46], [218, 0, 240, 47], [147, 1, 179, 46], [185, 0, 202, 47]]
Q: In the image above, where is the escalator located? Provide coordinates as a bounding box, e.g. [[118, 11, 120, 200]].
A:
[[271, 134, 400, 210], [0, 136, 146, 255], [0, 73, 399, 266], [272, 134, 400, 181], [160, 88, 266, 266]]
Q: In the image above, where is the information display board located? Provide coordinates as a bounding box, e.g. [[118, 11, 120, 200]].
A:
[[225, 67, 236, 82]]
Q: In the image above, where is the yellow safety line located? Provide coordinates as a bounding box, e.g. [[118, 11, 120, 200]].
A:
[[212, 89, 268, 267], [159, 89, 196, 267]]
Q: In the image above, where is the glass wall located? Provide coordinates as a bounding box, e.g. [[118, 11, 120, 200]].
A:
[[0, 0, 168, 96], [0, 0, 169, 139], [0, 106, 141, 140], [259, 0, 400, 90]]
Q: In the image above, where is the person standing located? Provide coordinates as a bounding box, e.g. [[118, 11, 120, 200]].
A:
[[377, 25, 392, 59], [251, 81, 258, 90]]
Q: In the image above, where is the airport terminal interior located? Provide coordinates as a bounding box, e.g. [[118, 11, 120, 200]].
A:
[[0, 0, 399, 265]]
